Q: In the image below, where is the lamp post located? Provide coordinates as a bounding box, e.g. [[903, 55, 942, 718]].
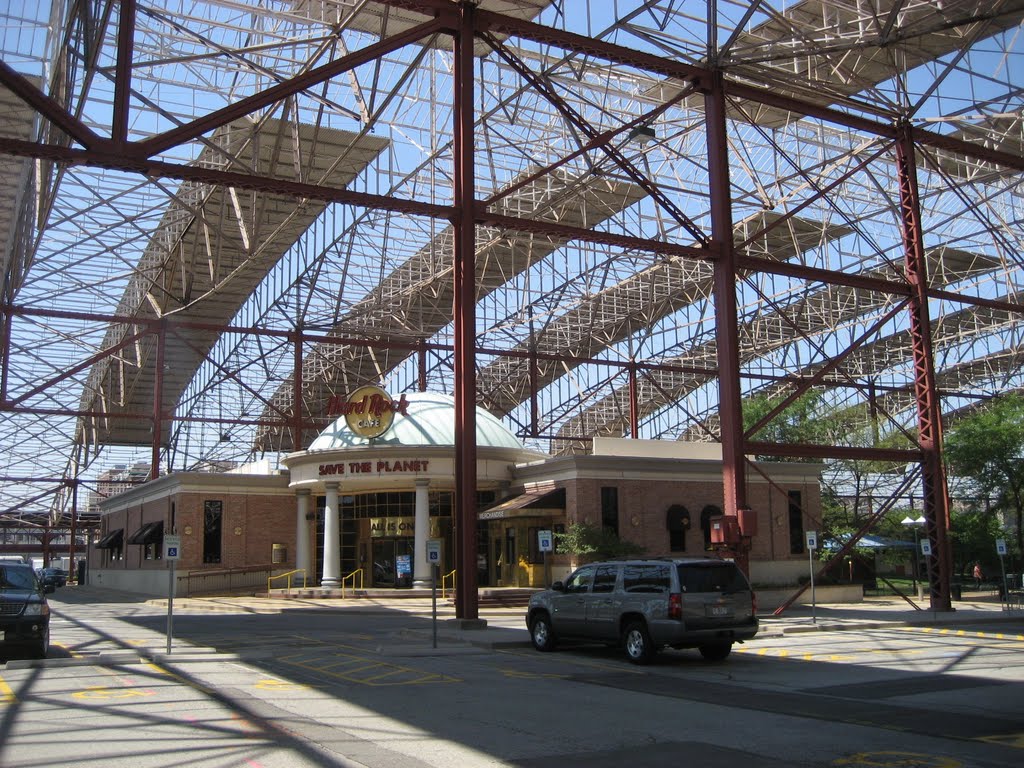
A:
[[902, 515, 926, 596]]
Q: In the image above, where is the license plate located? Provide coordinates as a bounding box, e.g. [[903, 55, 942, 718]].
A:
[[707, 605, 732, 617]]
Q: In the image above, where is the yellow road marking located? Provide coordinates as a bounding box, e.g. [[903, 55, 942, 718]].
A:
[[501, 668, 568, 680], [0, 676, 15, 705], [977, 732, 1024, 749], [72, 685, 156, 700], [833, 750, 961, 767], [278, 652, 461, 687], [48, 642, 82, 659], [254, 678, 315, 691]]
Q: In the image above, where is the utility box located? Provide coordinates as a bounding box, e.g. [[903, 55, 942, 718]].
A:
[[737, 506, 757, 537], [271, 543, 287, 564], [710, 515, 740, 545]]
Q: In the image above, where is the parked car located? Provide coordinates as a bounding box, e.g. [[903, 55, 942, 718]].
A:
[[36, 567, 68, 589], [0, 561, 51, 658], [526, 557, 758, 664]]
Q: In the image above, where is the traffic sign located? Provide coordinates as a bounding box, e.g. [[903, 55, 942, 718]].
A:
[[996, 539, 1007, 556], [164, 534, 181, 561], [805, 530, 818, 551], [920, 538, 932, 556], [538, 530, 553, 552], [426, 539, 442, 564]]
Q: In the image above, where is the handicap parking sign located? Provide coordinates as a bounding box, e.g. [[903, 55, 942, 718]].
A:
[[426, 539, 442, 564], [163, 535, 181, 561], [538, 530, 553, 552]]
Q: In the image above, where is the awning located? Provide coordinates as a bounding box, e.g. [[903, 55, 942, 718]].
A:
[[126, 520, 164, 545], [95, 528, 123, 549], [826, 534, 915, 550], [479, 488, 565, 520]]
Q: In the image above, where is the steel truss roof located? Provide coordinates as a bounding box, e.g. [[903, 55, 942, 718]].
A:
[[0, 0, 1021, 593]]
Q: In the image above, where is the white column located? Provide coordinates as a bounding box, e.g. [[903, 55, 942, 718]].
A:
[[322, 482, 341, 588], [413, 478, 431, 587], [295, 489, 311, 587]]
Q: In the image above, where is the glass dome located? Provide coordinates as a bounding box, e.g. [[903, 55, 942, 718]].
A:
[[309, 391, 525, 451]]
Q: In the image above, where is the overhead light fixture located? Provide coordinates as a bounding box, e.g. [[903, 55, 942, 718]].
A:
[[628, 125, 656, 145]]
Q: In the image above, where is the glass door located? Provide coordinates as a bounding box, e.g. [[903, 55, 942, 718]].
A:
[[372, 539, 396, 586]]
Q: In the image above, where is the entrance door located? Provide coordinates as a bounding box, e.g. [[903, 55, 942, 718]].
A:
[[372, 539, 414, 587], [503, 527, 516, 586], [493, 537, 502, 585], [372, 539, 396, 586]]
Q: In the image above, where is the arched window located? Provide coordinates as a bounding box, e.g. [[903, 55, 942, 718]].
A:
[[665, 505, 690, 551]]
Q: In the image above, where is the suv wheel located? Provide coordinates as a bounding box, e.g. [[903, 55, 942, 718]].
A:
[[698, 642, 732, 661], [530, 612, 557, 652], [622, 620, 656, 664], [34, 626, 50, 659]]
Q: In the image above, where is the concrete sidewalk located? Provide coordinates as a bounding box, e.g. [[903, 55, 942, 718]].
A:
[[756, 592, 1024, 637], [52, 583, 1024, 653]]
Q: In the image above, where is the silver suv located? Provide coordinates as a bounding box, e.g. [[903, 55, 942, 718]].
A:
[[526, 557, 758, 664]]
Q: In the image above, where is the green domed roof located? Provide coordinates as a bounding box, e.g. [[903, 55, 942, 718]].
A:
[[309, 392, 525, 451]]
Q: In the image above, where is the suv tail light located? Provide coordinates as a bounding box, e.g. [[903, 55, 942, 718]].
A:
[[668, 592, 683, 620]]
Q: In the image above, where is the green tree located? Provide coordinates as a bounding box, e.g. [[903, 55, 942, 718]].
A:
[[554, 521, 645, 561], [948, 507, 1004, 579], [743, 391, 832, 452], [944, 394, 1024, 557], [744, 392, 910, 524]]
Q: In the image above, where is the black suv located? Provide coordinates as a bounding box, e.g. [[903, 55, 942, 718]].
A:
[[526, 557, 758, 664], [1, 562, 51, 658], [37, 567, 67, 589]]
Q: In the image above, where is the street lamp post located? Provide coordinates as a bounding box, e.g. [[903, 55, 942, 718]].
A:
[[902, 515, 926, 597]]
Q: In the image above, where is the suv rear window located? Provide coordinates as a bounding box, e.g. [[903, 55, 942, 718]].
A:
[[677, 562, 748, 593]]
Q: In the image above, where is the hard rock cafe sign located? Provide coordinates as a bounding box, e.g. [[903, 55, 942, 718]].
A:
[[328, 385, 409, 439]]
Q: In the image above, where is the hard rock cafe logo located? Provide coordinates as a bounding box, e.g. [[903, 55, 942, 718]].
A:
[[327, 385, 409, 439]]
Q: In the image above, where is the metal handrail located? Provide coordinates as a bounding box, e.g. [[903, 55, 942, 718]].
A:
[[341, 568, 363, 598], [185, 564, 276, 597], [268, 569, 306, 595], [441, 568, 456, 598]]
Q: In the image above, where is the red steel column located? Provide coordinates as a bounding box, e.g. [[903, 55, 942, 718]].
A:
[[292, 328, 304, 451], [452, 2, 479, 620], [529, 343, 539, 438], [628, 361, 639, 439], [895, 126, 952, 611], [69, 480, 78, 580], [418, 338, 428, 391], [112, 0, 136, 146], [704, 73, 746, 520], [1, 301, 11, 403], [150, 320, 165, 480]]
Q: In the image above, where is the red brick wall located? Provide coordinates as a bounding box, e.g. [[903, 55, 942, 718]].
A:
[[566, 476, 818, 562], [93, 490, 295, 572], [174, 491, 295, 569]]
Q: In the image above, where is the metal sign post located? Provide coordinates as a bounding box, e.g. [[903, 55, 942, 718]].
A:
[[538, 530, 553, 587], [426, 539, 442, 648], [996, 539, 1008, 610], [805, 531, 818, 624], [163, 534, 181, 654], [919, 537, 933, 611]]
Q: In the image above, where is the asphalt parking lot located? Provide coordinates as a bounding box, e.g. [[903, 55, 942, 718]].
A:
[[2, 586, 1023, 768]]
